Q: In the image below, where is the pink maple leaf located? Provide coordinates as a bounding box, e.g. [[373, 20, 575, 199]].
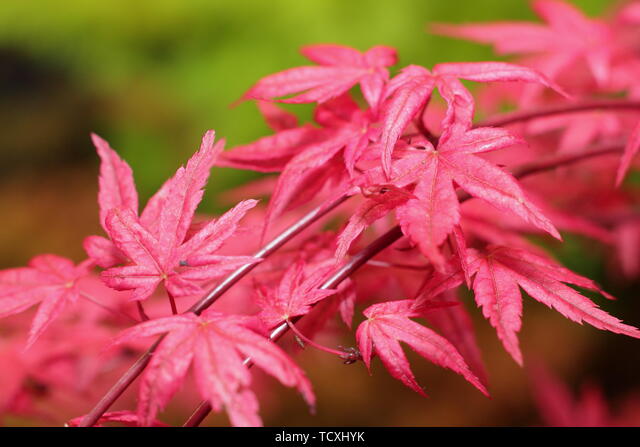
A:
[[83, 133, 141, 268], [86, 130, 222, 267], [467, 246, 640, 365], [433, 0, 614, 87], [256, 100, 299, 132], [89, 131, 259, 301], [219, 94, 377, 233], [255, 260, 336, 328], [395, 125, 559, 269], [241, 44, 397, 108], [110, 310, 315, 426], [0, 255, 91, 348], [101, 199, 258, 301], [91, 133, 139, 229], [379, 62, 564, 176], [216, 124, 321, 174], [356, 299, 488, 397]]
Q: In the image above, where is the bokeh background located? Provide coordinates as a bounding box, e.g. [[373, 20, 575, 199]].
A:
[[2, 0, 639, 426]]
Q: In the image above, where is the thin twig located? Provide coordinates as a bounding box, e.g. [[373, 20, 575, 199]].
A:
[[477, 99, 640, 128], [511, 142, 623, 178], [285, 320, 352, 358]]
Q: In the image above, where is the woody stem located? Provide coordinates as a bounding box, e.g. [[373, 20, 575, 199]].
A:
[[477, 99, 640, 128], [511, 143, 623, 178]]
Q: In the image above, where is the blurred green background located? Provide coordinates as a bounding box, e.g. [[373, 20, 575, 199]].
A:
[[2, 0, 637, 427]]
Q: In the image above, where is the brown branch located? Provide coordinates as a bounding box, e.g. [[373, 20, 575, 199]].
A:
[[511, 143, 623, 178], [477, 99, 640, 128]]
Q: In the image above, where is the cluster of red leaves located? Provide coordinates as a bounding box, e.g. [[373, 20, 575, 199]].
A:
[[2, 0, 640, 427]]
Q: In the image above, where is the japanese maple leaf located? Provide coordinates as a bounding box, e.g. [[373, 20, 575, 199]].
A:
[[83, 133, 139, 268], [241, 44, 397, 108], [379, 61, 565, 176], [467, 246, 640, 365], [110, 310, 315, 427], [356, 299, 488, 397], [330, 143, 441, 261], [0, 255, 91, 348], [86, 130, 229, 267], [216, 118, 321, 174], [256, 100, 299, 132], [255, 260, 336, 328], [433, 0, 614, 87], [87, 131, 260, 301], [91, 133, 139, 230], [395, 123, 559, 269], [101, 199, 259, 301], [219, 95, 377, 232]]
